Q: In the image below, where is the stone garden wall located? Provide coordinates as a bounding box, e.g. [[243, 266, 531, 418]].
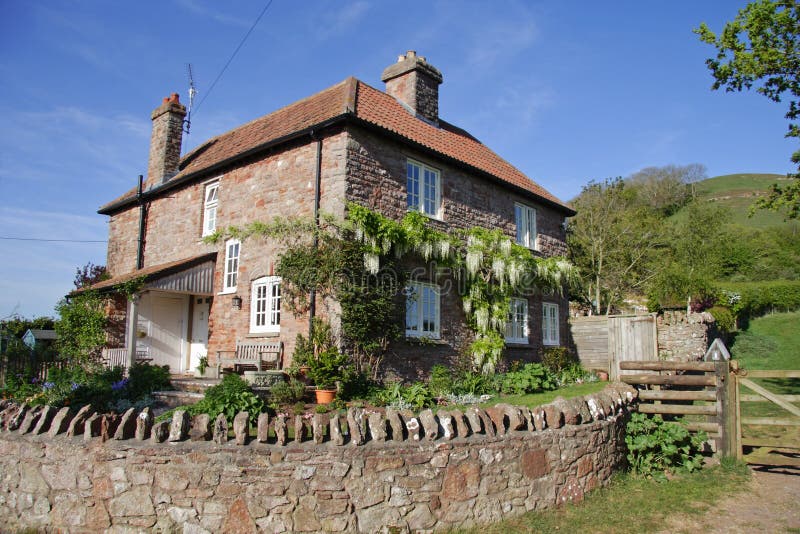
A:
[[0, 384, 637, 532], [657, 310, 718, 361]]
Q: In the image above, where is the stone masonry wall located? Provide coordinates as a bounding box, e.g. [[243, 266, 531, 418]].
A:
[[345, 125, 570, 373], [657, 310, 718, 361], [104, 131, 349, 366], [0, 384, 636, 532]]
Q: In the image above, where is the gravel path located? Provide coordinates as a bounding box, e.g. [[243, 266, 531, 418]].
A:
[[661, 455, 800, 533]]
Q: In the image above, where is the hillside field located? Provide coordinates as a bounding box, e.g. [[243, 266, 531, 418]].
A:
[[687, 173, 796, 230]]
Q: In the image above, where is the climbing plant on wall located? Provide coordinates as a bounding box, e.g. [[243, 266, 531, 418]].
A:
[[208, 204, 577, 375], [347, 204, 577, 373]]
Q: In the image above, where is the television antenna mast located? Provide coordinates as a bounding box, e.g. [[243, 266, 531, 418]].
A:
[[184, 63, 197, 135]]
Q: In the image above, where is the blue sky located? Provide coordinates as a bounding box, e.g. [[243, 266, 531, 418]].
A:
[[0, 0, 793, 319]]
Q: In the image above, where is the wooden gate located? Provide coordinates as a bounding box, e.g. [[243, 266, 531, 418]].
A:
[[620, 360, 737, 455], [609, 315, 657, 380], [620, 359, 799, 459], [736, 369, 800, 456]]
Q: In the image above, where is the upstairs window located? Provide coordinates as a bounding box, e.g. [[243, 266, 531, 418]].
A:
[[223, 239, 240, 292], [542, 302, 559, 346], [505, 298, 529, 344], [407, 159, 441, 218], [405, 282, 440, 339], [202, 181, 219, 236], [515, 203, 537, 250], [250, 276, 281, 333]]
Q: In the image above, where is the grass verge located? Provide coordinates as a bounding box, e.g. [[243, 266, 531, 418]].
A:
[[454, 459, 750, 534]]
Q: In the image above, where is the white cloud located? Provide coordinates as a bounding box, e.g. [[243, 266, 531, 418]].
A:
[[174, 0, 251, 28], [312, 1, 371, 40]]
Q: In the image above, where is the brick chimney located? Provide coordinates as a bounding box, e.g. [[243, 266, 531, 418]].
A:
[[146, 93, 186, 188], [381, 51, 443, 125]]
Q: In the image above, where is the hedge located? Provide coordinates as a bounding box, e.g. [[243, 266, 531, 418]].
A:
[[718, 280, 800, 318]]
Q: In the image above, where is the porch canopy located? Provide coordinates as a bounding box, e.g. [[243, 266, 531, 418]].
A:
[[81, 252, 217, 373], [86, 252, 217, 296]]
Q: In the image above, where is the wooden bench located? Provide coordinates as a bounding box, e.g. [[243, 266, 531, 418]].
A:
[[217, 341, 283, 376]]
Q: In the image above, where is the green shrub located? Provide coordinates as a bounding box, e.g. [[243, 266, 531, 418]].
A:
[[270, 378, 306, 405], [428, 364, 453, 397], [374, 381, 435, 410], [625, 412, 706, 481], [498, 363, 558, 395], [126, 363, 171, 400], [719, 280, 800, 318], [451, 371, 495, 395], [539, 347, 578, 373], [557, 363, 596, 386], [190, 374, 264, 424], [708, 306, 735, 333]]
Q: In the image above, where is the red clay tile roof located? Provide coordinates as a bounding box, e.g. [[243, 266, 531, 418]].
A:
[[99, 77, 572, 214]]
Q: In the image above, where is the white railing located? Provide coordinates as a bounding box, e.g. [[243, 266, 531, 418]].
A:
[[101, 347, 152, 371]]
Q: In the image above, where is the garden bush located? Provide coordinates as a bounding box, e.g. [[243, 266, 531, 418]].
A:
[[625, 412, 706, 481], [719, 280, 800, 318], [539, 347, 578, 373], [189, 373, 264, 424], [708, 305, 735, 333], [498, 363, 558, 395], [270, 378, 307, 405], [427, 364, 453, 397]]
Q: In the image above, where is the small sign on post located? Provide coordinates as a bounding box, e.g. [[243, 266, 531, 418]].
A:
[[704, 338, 731, 361]]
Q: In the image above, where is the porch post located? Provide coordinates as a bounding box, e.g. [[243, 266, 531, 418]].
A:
[[126, 294, 140, 371]]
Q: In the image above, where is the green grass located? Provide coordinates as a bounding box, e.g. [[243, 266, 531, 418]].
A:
[[675, 173, 797, 230], [479, 381, 607, 410], [729, 311, 800, 446], [454, 459, 750, 534]]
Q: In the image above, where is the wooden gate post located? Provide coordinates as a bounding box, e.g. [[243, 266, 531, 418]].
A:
[[715, 360, 738, 458]]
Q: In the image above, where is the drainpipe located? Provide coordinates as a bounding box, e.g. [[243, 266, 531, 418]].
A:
[[308, 132, 323, 337], [136, 175, 146, 270]]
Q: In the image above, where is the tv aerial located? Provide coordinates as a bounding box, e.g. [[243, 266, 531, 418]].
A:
[[184, 63, 197, 135]]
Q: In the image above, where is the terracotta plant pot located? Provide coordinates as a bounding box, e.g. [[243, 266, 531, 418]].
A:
[[597, 370, 609, 381], [298, 365, 312, 384], [314, 388, 337, 404]]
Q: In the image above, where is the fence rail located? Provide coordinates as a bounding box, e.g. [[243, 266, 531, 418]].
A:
[[619, 359, 735, 454]]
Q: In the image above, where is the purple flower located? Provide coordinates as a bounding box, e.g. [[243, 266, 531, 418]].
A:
[[70, 383, 79, 391], [111, 378, 129, 391], [42, 381, 55, 390]]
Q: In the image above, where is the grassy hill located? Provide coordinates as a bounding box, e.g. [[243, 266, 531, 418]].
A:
[[689, 173, 794, 230]]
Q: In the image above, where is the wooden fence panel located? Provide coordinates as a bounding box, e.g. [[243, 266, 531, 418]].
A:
[[609, 315, 657, 380], [568, 316, 609, 372]]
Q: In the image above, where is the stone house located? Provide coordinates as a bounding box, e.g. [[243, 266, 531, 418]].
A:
[[91, 51, 574, 378]]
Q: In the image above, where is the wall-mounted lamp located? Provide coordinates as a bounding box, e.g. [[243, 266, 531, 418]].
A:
[[231, 295, 242, 310]]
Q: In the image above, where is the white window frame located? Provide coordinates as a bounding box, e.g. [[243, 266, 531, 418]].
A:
[[515, 203, 537, 250], [222, 239, 240, 293], [505, 297, 529, 344], [405, 282, 441, 339], [542, 302, 560, 346], [407, 159, 441, 218], [250, 276, 281, 333], [202, 181, 219, 237]]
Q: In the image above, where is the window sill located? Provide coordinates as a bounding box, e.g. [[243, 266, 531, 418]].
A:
[[246, 332, 280, 338], [218, 289, 237, 295], [404, 336, 447, 345], [542, 342, 561, 347], [505, 341, 531, 347], [407, 208, 443, 223]]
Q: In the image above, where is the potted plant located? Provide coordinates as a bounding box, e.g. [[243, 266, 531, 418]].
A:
[[308, 347, 349, 404], [195, 355, 209, 378]]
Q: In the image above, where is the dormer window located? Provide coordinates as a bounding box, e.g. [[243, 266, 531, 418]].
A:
[[407, 159, 441, 218], [202, 181, 219, 236]]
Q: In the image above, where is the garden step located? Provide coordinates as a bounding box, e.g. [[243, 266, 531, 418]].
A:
[[152, 390, 204, 409], [168, 377, 220, 394]]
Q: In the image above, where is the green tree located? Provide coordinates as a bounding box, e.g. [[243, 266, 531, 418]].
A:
[[54, 291, 107, 364], [568, 178, 662, 314], [696, 0, 800, 218], [627, 164, 706, 215]]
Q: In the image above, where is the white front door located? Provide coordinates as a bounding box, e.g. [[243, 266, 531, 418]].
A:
[[190, 297, 210, 372], [136, 293, 186, 372]]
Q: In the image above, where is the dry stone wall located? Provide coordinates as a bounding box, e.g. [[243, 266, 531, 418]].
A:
[[0, 384, 637, 532]]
